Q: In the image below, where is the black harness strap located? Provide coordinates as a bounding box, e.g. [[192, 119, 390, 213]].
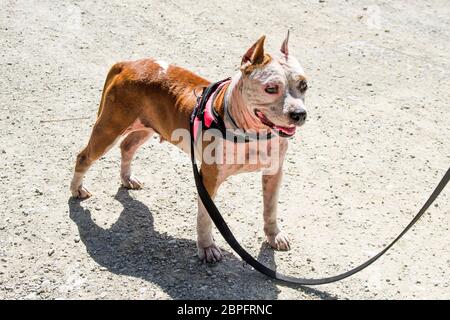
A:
[[189, 88, 449, 285], [192, 79, 273, 143]]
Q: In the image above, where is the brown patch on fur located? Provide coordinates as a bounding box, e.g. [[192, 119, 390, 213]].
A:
[[294, 74, 307, 82], [240, 53, 273, 75], [213, 82, 230, 119], [73, 58, 211, 175], [96, 63, 124, 117]]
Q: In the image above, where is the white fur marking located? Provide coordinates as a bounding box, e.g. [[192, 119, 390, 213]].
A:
[[155, 60, 169, 74], [70, 172, 84, 191]]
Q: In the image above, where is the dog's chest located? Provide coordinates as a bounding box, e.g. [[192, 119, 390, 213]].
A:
[[215, 137, 287, 176]]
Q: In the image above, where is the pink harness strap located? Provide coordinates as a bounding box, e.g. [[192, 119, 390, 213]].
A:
[[193, 80, 230, 142], [203, 80, 229, 128], [193, 117, 201, 142]]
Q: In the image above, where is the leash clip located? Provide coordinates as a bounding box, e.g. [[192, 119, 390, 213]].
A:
[[191, 89, 205, 123]]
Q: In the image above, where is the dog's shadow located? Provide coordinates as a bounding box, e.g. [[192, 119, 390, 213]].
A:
[[68, 187, 335, 299]]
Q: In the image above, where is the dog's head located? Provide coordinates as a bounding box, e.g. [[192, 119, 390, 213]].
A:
[[239, 33, 308, 137]]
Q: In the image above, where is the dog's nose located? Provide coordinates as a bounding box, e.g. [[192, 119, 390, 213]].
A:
[[289, 110, 307, 123]]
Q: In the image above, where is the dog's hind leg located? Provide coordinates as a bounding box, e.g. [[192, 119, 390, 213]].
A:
[[120, 129, 153, 189], [70, 104, 137, 199]]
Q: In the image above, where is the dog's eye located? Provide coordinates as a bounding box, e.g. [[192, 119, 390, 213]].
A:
[[265, 86, 278, 94], [299, 81, 308, 92]]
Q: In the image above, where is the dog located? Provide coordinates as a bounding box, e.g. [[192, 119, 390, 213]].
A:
[[70, 33, 308, 263]]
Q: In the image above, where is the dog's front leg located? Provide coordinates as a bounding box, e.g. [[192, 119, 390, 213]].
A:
[[197, 164, 224, 263], [262, 168, 291, 251]]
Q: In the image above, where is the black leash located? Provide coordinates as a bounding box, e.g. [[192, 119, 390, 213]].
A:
[[189, 104, 449, 285]]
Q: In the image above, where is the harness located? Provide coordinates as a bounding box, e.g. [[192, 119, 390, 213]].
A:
[[189, 79, 450, 286], [191, 78, 273, 144]]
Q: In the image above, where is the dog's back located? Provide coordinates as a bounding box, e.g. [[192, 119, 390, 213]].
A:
[[70, 58, 210, 198], [96, 59, 209, 139]]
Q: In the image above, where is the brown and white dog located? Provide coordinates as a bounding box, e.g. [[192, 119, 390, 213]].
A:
[[70, 33, 308, 263]]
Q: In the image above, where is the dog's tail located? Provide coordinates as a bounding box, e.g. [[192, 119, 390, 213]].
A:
[[97, 63, 123, 118]]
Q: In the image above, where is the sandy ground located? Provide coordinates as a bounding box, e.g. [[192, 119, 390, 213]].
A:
[[1, 0, 449, 300]]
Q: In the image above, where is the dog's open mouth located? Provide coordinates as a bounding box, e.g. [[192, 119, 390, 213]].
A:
[[254, 110, 296, 138]]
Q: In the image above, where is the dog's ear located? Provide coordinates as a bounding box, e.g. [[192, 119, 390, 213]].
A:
[[280, 30, 290, 57], [241, 35, 266, 66]]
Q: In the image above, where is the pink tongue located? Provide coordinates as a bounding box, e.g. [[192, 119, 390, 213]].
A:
[[274, 125, 296, 135]]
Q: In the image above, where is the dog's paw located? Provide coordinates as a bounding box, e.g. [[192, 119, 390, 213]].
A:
[[266, 231, 291, 251], [197, 243, 223, 263], [121, 175, 143, 190], [71, 185, 92, 199]]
